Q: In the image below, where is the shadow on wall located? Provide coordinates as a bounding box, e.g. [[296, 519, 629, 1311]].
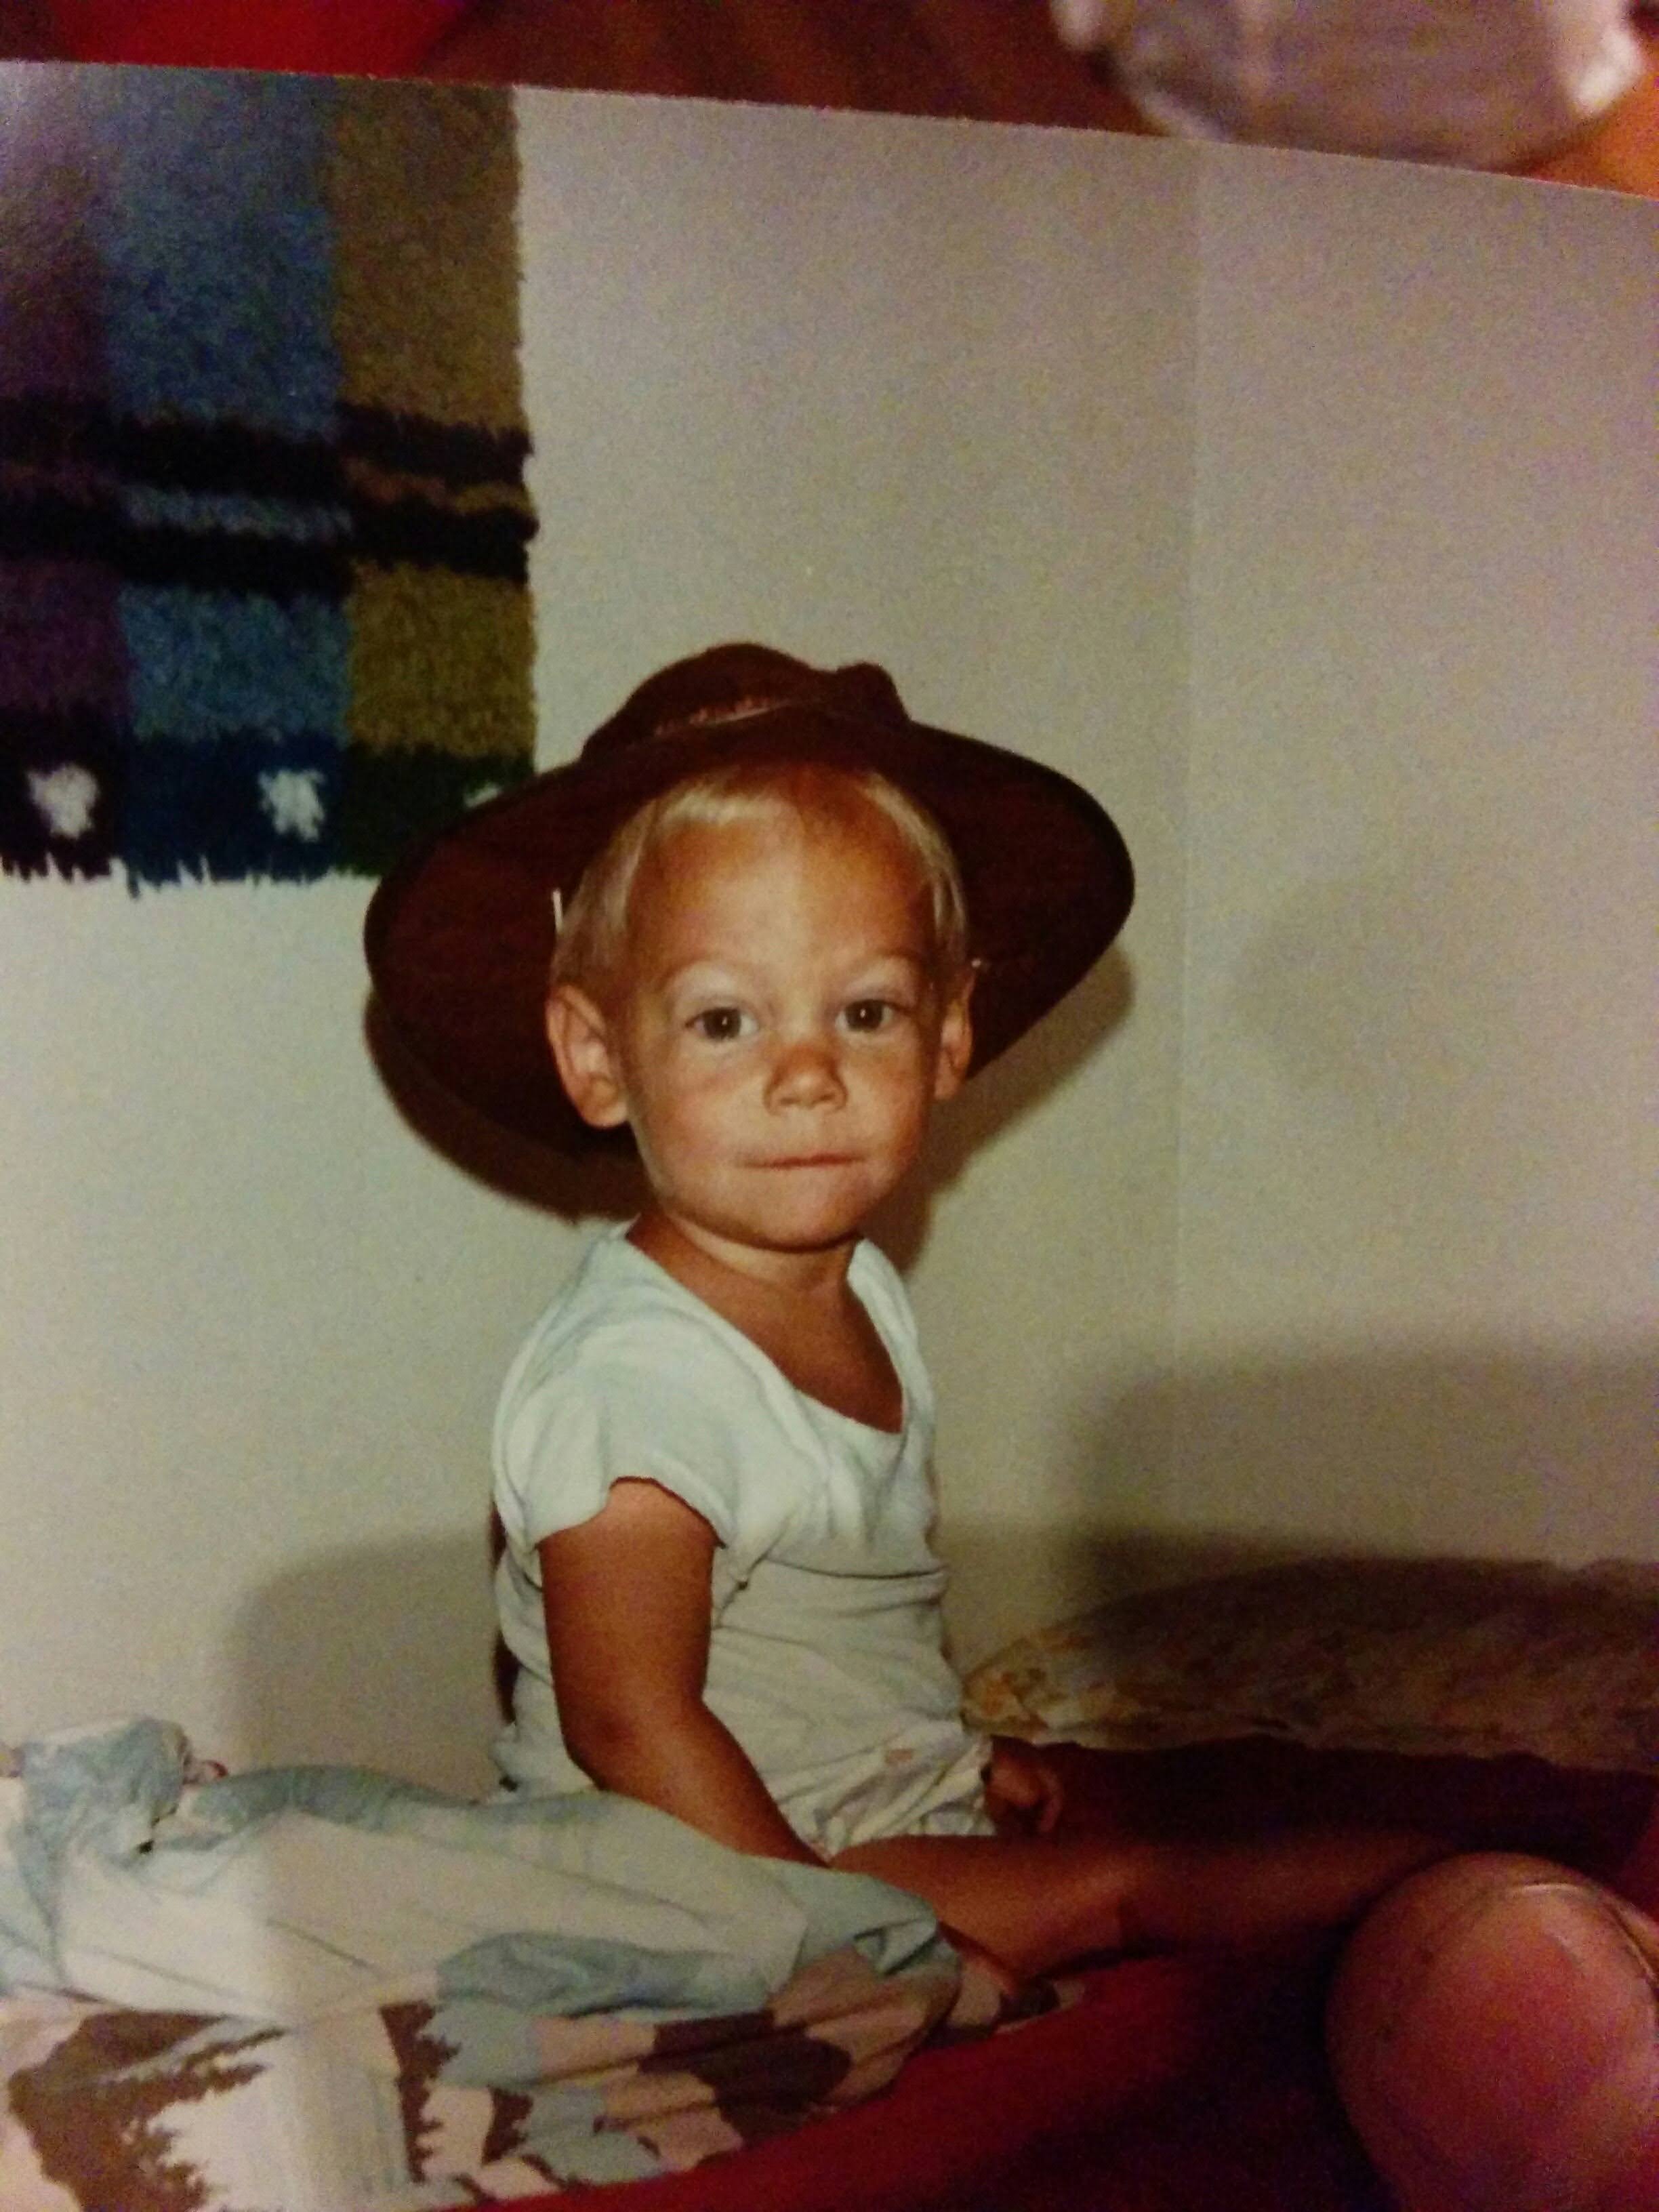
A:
[[876, 945, 1135, 1271], [228, 1532, 504, 1796], [944, 1340, 1657, 1666], [1103, 1341, 1658, 1559], [221, 1346, 1654, 1779]]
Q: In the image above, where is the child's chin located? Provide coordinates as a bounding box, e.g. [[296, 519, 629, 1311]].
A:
[[731, 1168, 888, 1240], [733, 1204, 873, 1258], [757, 1209, 870, 1254]]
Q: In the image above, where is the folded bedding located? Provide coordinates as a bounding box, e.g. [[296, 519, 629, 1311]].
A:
[[9, 1713, 1644, 2210], [0, 1717, 996, 2209]]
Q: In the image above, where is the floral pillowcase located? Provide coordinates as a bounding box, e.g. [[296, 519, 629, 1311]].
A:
[[962, 1556, 1658, 1776]]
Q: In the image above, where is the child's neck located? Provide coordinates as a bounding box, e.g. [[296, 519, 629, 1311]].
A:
[[629, 1207, 856, 1305], [628, 1209, 902, 1432]]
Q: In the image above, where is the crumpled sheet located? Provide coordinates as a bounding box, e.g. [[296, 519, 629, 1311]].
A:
[[0, 1718, 971, 2209]]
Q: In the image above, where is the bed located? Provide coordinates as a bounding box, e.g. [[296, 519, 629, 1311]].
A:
[[478, 1737, 1653, 2212], [3, 1556, 1652, 2211]]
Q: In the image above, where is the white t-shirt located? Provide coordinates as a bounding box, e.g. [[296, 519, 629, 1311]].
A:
[[491, 1227, 992, 1853]]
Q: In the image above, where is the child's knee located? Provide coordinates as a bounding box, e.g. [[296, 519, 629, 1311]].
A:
[[1328, 1854, 1659, 2212]]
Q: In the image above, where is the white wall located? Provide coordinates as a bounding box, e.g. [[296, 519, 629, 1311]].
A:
[[0, 94, 1649, 1785], [1172, 155, 1656, 1567], [0, 878, 562, 1790]]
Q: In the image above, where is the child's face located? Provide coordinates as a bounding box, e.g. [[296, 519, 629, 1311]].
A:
[[548, 799, 972, 1271]]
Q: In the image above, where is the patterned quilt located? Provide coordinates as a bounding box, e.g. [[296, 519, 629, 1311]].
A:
[[0, 1719, 1006, 2209]]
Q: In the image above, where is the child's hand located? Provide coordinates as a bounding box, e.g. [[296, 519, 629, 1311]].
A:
[[984, 1738, 1066, 1836]]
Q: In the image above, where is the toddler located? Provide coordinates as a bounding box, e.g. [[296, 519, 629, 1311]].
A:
[[367, 642, 1446, 1983]]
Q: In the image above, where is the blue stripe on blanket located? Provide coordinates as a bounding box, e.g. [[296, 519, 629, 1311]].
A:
[[121, 488, 352, 543], [121, 588, 348, 743], [87, 70, 341, 439]]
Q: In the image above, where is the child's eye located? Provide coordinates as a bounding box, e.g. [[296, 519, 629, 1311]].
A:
[[689, 1005, 754, 1043], [842, 998, 899, 1033]]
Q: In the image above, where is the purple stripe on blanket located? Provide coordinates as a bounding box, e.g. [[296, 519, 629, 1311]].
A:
[[0, 73, 127, 880], [0, 560, 127, 717], [0, 73, 106, 403]]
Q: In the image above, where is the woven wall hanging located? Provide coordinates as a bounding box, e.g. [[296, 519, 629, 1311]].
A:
[[0, 66, 537, 886]]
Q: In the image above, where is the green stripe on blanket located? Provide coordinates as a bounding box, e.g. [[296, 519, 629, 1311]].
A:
[[332, 79, 537, 877]]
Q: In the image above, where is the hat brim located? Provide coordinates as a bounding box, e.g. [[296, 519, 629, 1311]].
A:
[[365, 702, 1132, 1151]]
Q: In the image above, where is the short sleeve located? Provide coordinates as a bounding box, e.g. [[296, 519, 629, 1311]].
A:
[[495, 1307, 794, 1579]]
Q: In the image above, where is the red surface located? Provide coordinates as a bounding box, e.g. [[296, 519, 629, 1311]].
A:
[[436, 1942, 1381, 2212], [417, 1744, 1651, 2212], [43, 0, 472, 74], [475, 1954, 1235, 2212]]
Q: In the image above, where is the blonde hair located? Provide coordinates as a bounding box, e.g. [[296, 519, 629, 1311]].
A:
[[549, 759, 968, 996]]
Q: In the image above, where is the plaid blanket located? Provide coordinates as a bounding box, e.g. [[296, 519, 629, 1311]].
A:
[[0, 64, 536, 888]]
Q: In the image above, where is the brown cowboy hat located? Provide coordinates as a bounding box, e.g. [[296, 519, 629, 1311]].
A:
[[365, 643, 1134, 1150]]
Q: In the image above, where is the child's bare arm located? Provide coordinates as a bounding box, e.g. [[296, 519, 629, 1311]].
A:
[[538, 1480, 819, 1863]]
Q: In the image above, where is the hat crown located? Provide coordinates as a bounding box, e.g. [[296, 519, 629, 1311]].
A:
[[583, 642, 909, 761]]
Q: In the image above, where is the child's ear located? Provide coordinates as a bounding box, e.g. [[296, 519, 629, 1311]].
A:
[[933, 966, 975, 1101], [545, 985, 631, 1130]]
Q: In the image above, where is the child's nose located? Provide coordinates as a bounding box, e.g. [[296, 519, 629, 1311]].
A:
[[766, 1034, 845, 1108]]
